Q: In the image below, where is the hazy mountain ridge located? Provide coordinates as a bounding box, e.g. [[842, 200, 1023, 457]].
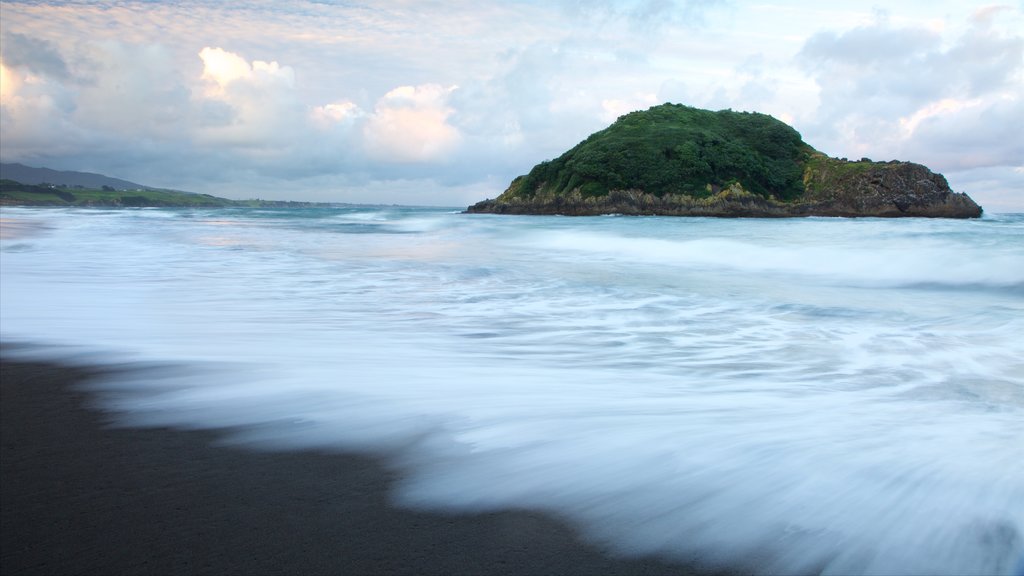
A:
[[0, 163, 155, 191]]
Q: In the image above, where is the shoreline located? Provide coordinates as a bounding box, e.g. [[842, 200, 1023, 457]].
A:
[[0, 349, 709, 575]]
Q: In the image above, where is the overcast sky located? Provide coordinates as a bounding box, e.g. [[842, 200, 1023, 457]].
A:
[[1, 1, 1021, 210]]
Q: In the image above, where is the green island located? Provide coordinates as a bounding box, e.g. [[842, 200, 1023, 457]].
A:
[[0, 180, 318, 208], [467, 103, 982, 218]]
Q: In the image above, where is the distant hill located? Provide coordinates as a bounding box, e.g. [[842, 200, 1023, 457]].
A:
[[0, 163, 151, 191], [467, 103, 982, 218]]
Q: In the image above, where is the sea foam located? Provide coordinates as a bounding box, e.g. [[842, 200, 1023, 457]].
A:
[[2, 207, 1022, 575]]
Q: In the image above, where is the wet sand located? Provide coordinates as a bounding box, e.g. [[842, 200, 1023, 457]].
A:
[[1, 352, 712, 575]]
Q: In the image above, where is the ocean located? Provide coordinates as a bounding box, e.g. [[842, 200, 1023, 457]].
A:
[[2, 206, 1022, 575]]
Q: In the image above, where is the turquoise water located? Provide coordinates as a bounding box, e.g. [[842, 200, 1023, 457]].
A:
[[2, 206, 1022, 575]]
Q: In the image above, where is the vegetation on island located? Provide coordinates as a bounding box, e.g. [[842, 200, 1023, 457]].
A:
[[468, 103, 982, 218], [509, 104, 809, 202]]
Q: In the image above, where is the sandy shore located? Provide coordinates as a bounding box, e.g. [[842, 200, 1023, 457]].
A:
[[1, 351, 711, 575]]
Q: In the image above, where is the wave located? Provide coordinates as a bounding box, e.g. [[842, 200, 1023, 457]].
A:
[[529, 230, 1024, 290], [7, 337, 1021, 576], [2, 207, 1022, 575]]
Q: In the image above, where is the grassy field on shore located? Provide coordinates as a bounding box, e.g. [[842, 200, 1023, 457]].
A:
[[0, 180, 324, 208]]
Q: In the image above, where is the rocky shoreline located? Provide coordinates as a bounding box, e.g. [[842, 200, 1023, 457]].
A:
[[468, 160, 982, 218]]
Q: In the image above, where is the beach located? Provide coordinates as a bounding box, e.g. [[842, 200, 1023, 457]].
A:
[[2, 207, 1021, 575], [0, 353, 703, 575]]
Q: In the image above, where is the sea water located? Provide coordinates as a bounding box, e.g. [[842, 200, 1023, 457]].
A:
[[1, 206, 1022, 575]]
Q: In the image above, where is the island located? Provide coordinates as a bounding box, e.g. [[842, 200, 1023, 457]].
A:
[[466, 103, 982, 218]]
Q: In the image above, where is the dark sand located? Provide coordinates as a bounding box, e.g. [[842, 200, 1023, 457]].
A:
[[1, 353, 713, 575]]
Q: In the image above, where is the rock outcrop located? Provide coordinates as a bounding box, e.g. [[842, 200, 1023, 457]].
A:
[[796, 156, 981, 218]]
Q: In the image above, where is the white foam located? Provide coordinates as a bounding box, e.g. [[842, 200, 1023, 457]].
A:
[[2, 207, 1022, 575], [531, 229, 1024, 289]]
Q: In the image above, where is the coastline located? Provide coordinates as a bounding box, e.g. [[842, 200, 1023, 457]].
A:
[[0, 348, 707, 576]]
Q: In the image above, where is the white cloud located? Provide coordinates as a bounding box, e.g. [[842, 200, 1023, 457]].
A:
[[199, 47, 295, 93], [199, 47, 254, 89], [363, 84, 461, 163], [193, 47, 306, 149], [311, 101, 362, 128]]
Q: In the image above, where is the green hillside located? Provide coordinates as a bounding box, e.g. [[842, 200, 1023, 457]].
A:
[[0, 180, 238, 207], [507, 103, 811, 202], [0, 180, 326, 208]]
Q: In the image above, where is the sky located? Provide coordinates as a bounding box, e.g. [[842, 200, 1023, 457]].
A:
[[0, 1, 1022, 210]]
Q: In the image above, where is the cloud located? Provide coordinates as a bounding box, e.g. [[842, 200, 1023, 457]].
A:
[[0, 0, 732, 204], [901, 95, 1024, 171], [363, 84, 461, 163], [73, 42, 191, 139], [199, 47, 258, 89], [798, 22, 943, 125], [972, 4, 1015, 25], [0, 30, 469, 194], [1, 38, 192, 163], [0, 32, 70, 80], [1, 1, 1021, 209], [1, 39, 336, 186], [796, 7, 1024, 183], [199, 47, 295, 93], [601, 94, 660, 122], [800, 24, 939, 70], [945, 165, 1024, 213], [193, 46, 308, 150], [311, 101, 362, 128], [0, 49, 79, 157], [559, 0, 727, 33]]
